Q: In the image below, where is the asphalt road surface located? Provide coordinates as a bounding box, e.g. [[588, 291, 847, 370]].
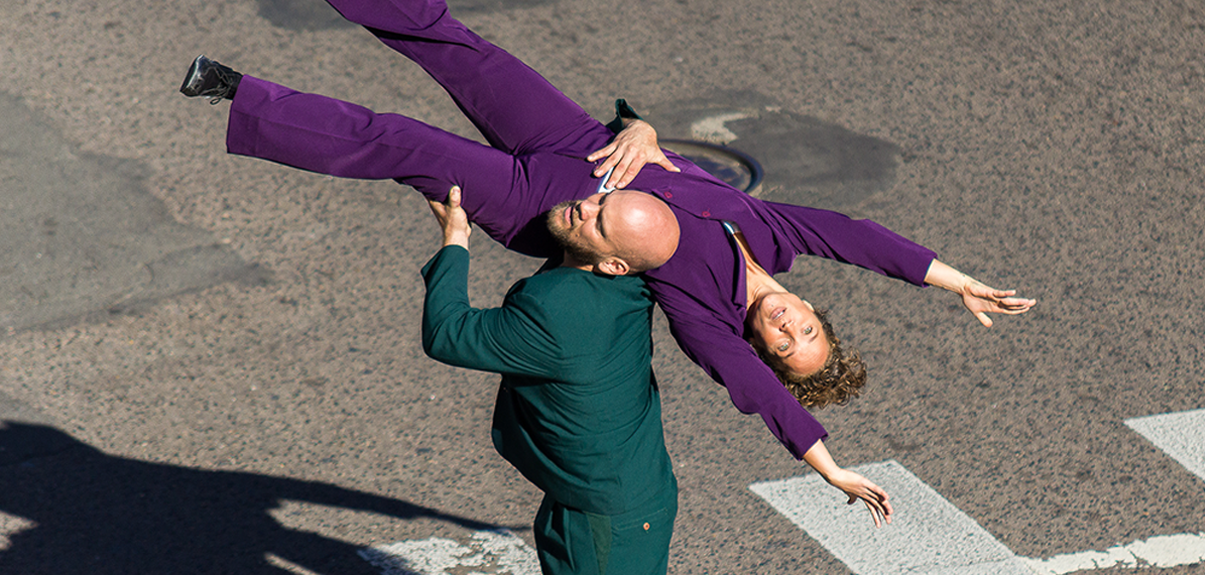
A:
[[1, 0, 1203, 573]]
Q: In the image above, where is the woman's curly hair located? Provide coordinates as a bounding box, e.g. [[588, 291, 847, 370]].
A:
[[751, 308, 867, 409]]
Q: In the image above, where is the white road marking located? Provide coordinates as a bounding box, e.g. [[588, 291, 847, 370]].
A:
[[1126, 408, 1205, 483], [690, 112, 755, 145], [752, 407, 1205, 575], [0, 512, 35, 551], [359, 529, 539, 575], [749, 460, 1034, 575], [1018, 532, 1205, 574], [356, 409, 1205, 575], [266, 552, 325, 575]]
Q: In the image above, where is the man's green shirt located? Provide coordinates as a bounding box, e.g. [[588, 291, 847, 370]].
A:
[[422, 246, 674, 515]]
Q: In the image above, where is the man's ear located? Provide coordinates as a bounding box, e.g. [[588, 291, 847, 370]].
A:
[[594, 257, 631, 276]]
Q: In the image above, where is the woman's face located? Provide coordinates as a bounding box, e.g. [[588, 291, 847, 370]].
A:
[[747, 291, 830, 376]]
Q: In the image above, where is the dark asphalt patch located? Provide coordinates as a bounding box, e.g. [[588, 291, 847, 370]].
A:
[[255, 0, 356, 31], [448, 0, 555, 13], [640, 90, 901, 211], [256, 0, 553, 30], [0, 92, 268, 336]]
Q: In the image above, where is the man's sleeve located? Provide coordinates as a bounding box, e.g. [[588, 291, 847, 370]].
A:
[[654, 283, 829, 460], [420, 246, 563, 378]]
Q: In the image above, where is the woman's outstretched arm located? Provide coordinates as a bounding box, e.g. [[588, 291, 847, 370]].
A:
[[802, 439, 893, 528], [924, 259, 1036, 327]]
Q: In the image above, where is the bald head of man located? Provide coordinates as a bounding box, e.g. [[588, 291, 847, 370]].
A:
[[546, 190, 680, 275]]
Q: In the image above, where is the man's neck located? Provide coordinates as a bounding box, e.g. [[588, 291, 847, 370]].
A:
[[560, 251, 595, 272]]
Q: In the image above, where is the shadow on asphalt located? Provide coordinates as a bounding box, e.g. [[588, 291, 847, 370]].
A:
[[0, 421, 513, 574]]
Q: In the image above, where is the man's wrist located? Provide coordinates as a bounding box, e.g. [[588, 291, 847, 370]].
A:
[[443, 231, 470, 248]]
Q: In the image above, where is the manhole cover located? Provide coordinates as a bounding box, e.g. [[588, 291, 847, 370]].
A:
[[661, 139, 763, 195]]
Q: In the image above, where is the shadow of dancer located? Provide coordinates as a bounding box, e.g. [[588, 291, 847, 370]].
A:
[[0, 421, 510, 574]]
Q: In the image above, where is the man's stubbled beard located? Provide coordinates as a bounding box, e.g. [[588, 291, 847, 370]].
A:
[[546, 200, 607, 265]]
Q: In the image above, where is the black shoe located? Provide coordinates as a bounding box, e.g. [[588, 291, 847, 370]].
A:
[[180, 55, 242, 104]]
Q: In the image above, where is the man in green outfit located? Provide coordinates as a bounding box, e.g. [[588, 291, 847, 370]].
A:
[[421, 187, 679, 575]]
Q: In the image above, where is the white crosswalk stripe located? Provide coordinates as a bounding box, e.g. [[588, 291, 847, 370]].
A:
[[750, 407, 1205, 575], [1126, 408, 1205, 483], [750, 460, 1034, 575]]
